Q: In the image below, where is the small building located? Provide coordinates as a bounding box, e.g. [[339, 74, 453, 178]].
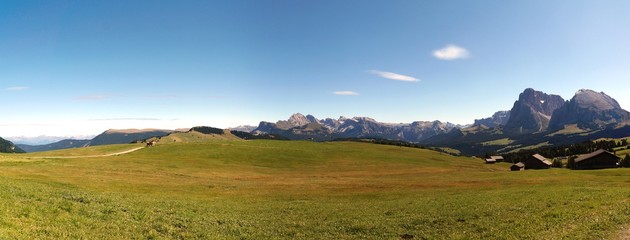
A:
[[510, 162, 525, 171], [490, 156, 504, 162], [574, 149, 620, 170], [485, 158, 496, 164], [523, 154, 552, 169]]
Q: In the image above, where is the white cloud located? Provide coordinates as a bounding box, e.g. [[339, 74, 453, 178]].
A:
[[333, 91, 359, 96], [369, 70, 419, 82], [5, 86, 29, 91], [433, 44, 470, 60]]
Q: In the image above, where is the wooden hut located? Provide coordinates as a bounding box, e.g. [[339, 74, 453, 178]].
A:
[[485, 158, 496, 164], [574, 149, 619, 170], [490, 156, 504, 162], [523, 154, 551, 169], [510, 162, 525, 171]]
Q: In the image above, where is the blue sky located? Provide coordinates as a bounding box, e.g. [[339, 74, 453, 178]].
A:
[[2, 0, 630, 137]]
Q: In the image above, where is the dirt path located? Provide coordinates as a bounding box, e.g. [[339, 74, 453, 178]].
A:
[[26, 146, 145, 159], [619, 227, 630, 240]]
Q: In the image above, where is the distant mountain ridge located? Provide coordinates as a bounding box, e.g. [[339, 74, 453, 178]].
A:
[[17, 139, 91, 153], [6, 135, 95, 145], [253, 113, 461, 142]]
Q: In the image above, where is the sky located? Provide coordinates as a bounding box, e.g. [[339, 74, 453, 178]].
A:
[[2, 0, 630, 138]]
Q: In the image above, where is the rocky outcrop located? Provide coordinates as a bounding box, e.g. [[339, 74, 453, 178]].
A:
[[473, 110, 511, 128], [549, 89, 630, 130], [504, 88, 565, 134]]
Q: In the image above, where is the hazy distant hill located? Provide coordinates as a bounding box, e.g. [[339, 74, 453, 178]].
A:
[[6, 135, 96, 146], [88, 129, 173, 146], [17, 139, 91, 153], [0, 137, 24, 153]]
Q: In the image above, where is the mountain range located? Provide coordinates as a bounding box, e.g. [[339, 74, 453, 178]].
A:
[[250, 88, 630, 155], [253, 113, 461, 142], [422, 88, 630, 155], [3, 88, 629, 155]]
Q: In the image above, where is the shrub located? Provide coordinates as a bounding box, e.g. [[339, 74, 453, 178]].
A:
[[551, 159, 563, 168], [190, 126, 224, 135], [620, 155, 630, 168], [567, 156, 576, 170]]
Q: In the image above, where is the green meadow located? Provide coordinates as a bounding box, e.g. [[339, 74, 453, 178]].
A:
[[1, 140, 629, 239]]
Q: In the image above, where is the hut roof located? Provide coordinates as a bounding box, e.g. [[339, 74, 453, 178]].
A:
[[574, 149, 619, 163], [513, 162, 525, 168], [490, 156, 504, 160], [485, 158, 496, 163], [532, 154, 552, 165]]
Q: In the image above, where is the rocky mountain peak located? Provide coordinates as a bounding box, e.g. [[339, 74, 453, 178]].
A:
[[517, 88, 565, 116], [549, 89, 629, 130], [473, 110, 511, 128], [573, 89, 620, 111], [287, 113, 311, 126], [305, 114, 319, 123], [352, 116, 377, 122], [504, 88, 565, 134]]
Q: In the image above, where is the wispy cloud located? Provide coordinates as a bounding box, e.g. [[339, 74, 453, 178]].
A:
[[88, 118, 165, 121], [333, 91, 359, 96], [145, 94, 180, 99], [5, 86, 29, 91], [75, 94, 116, 101], [369, 70, 419, 82], [144, 94, 227, 100], [433, 44, 470, 60], [0, 123, 54, 127]]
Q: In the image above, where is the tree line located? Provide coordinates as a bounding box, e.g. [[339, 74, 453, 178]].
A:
[[497, 139, 629, 164]]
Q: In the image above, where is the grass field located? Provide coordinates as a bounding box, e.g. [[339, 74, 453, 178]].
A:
[[1, 140, 629, 239], [481, 138, 514, 146]]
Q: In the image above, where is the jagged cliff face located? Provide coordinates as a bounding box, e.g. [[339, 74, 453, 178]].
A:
[[504, 88, 565, 134], [549, 89, 630, 130]]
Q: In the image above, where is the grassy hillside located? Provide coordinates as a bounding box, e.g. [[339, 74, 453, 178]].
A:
[[0, 137, 24, 153], [0, 141, 629, 239], [153, 130, 243, 143], [423, 124, 630, 156]]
